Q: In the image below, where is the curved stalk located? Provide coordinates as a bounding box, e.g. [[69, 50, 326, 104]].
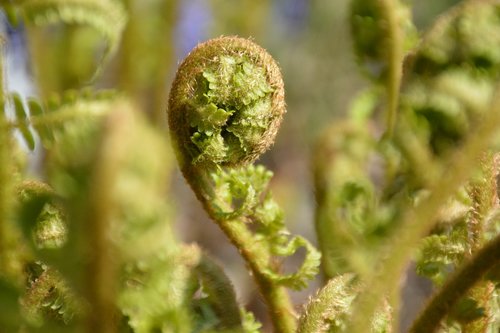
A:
[[409, 232, 500, 333], [188, 168, 297, 333], [380, 0, 404, 138], [195, 252, 243, 329]]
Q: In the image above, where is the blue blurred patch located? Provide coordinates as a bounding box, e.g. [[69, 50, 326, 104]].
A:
[[174, 0, 212, 60]]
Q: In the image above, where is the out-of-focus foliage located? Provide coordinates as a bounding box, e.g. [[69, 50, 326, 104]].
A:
[[314, 0, 500, 332], [401, 0, 500, 155], [350, 0, 417, 81], [2, 90, 251, 331]]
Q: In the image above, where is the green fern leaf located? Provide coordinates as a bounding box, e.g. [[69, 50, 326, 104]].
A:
[[416, 227, 468, 285], [27, 97, 54, 146], [263, 236, 321, 290], [241, 310, 262, 333], [11, 92, 35, 150]]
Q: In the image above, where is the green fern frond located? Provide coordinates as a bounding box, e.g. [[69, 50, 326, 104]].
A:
[[298, 274, 392, 333], [19, 0, 127, 65], [313, 118, 404, 278], [209, 165, 320, 291], [43, 99, 194, 332], [7, 89, 118, 149], [241, 310, 262, 333], [16, 180, 68, 252], [26, 98, 53, 147], [400, 0, 500, 155], [263, 235, 321, 290], [297, 274, 356, 333], [416, 229, 468, 285], [21, 262, 82, 326], [119, 252, 193, 333], [411, 141, 500, 331], [350, 0, 417, 81], [210, 165, 271, 220]]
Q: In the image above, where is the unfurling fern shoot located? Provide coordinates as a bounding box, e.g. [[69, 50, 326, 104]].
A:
[[168, 36, 320, 333], [168, 36, 285, 171]]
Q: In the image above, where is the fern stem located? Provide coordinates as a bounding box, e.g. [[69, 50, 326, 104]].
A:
[[380, 0, 404, 138], [186, 168, 297, 333], [117, 0, 177, 127], [256, 276, 297, 333], [206, 201, 297, 333], [347, 87, 500, 333], [151, 0, 177, 127], [409, 232, 500, 333], [84, 109, 131, 333]]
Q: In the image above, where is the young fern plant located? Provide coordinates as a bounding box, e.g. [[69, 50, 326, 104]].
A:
[[168, 36, 321, 333]]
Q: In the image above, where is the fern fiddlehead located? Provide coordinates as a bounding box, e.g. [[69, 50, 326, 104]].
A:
[[168, 36, 320, 333], [168, 36, 285, 170]]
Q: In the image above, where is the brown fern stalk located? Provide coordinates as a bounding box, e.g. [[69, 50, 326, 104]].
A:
[[409, 231, 500, 333]]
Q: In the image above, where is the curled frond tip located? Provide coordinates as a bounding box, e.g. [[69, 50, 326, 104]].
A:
[[168, 36, 286, 167]]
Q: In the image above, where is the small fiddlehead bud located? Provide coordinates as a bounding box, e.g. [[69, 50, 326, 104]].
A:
[[168, 36, 285, 168]]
